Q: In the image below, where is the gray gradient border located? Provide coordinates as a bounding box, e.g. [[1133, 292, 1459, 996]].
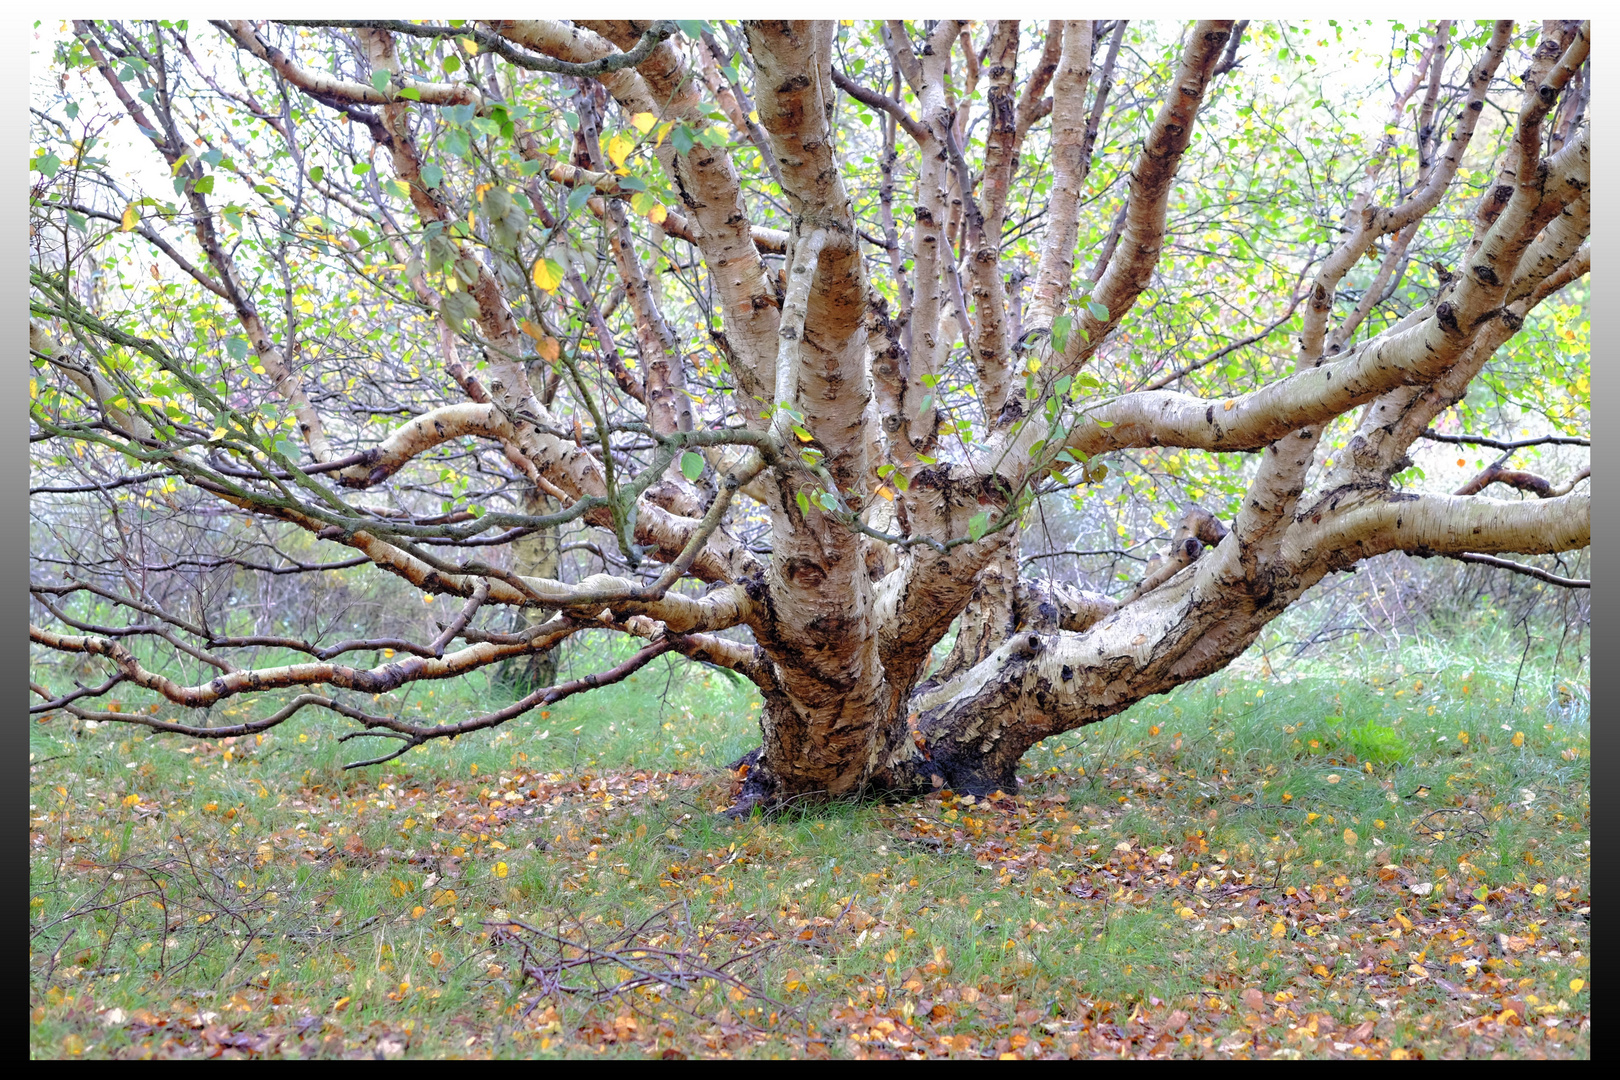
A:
[[1585, 13, 1609, 914]]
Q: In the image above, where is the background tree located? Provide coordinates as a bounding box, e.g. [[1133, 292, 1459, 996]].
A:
[[30, 19, 1589, 812]]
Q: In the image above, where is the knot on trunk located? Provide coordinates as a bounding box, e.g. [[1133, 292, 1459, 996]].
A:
[[1011, 632, 1043, 659]]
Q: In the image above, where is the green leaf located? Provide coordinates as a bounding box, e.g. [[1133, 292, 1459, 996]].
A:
[[795, 490, 811, 516], [968, 511, 991, 542], [371, 70, 391, 93], [36, 152, 60, 178], [398, 86, 421, 101], [442, 54, 462, 74], [1086, 300, 1109, 321], [566, 186, 591, 213], [916, 453, 937, 464], [225, 336, 250, 360], [454, 256, 481, 286], [680, 450, 705, 482], [817, 490, 838, 511], [918, 393, 933, 415], [307, 164, 324, 184], [1051, 315, 1073, 355], [676, 19, 707, 38], [671, 124, 696, 156], [420, 163, 444, 189]]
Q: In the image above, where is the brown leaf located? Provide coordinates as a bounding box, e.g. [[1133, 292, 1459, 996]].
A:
[[1163, 1010, 1189, 1033], [1240, 987, 1266, 1012]]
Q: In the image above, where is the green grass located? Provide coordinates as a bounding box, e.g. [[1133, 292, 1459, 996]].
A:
[[30, 637, 1589, 1059]]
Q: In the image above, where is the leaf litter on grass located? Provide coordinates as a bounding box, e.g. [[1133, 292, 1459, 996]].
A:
[[30, 661, 1589, 1058]]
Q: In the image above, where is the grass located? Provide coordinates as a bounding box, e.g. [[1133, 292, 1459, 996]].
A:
[[29, 634, 1589, 1059]]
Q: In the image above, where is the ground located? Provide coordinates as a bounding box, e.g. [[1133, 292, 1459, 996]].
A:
[[29, 636, 1590, 1059]]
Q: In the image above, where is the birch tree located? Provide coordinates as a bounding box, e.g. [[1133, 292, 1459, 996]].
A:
[[30, 19, 1590, 811]]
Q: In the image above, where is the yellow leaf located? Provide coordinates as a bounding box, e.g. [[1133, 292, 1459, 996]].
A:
[[494, 861, 509, 879], [459, 37, 479, 54], [605, 133, 634, 170], [630, 112, 658, 135], [1570, 978, 1584, 993], [647, 203, 668, 225], [1271, 920, 1286, 938], [531, 257, 565, 293], [1511, 731, 1525, 747], [875, 485, 894, 501], [1343, 828, 1358, 847], [654, 121, 675, 147], [120, 204, 138, 232], [122, 794, 140, 807], [333, 996, 351, 1012]]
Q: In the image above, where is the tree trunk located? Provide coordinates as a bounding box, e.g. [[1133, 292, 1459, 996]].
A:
[[501, 486, 561, 694]]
